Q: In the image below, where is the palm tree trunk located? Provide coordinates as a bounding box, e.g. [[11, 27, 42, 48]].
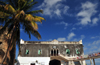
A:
[[1, 25, 16, 65], [1, 41, 9, 65], [9, 43, 16, 65]]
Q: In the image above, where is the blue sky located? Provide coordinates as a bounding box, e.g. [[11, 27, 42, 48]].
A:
[[16, 0, 100, 64]]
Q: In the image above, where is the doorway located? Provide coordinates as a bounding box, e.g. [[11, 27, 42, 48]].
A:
[[49, 59, 61, 65]]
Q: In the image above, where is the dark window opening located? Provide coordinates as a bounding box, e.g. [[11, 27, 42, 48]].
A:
[[57, 49, 58, 56], [54, 50, 56, 56], [31, 63, 35, 65], [0, 42, 2, 44], [51, 50, 53, 56], [51, 49, 59, 56]]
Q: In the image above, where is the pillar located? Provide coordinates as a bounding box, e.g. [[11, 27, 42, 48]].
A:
[[79, 60, 83, 65], [90, 59, 92, 65], [93, 59, 95, 65], [68, 61, 75, 65]]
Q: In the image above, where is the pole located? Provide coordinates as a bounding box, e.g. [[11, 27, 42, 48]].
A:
[[93, 59, 95, 65]]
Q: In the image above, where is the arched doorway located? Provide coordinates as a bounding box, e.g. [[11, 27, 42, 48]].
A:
[[49, 59, 61, 65]]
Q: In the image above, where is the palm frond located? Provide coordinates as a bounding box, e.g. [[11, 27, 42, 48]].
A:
[[22, 21, 41, 39], [22, 25, 31, 39], [0, 4, 16, 15], [8, 0, 15, 8], [24, 14, 39, 30], [23, 1, 38, 12], [26, 10, 43, 14], [13, 0, 18, 9], [18, 0, 27, 10], [30, 29, 41, 39], [0, 12, 10, 18], [33, 16, 45, 23]]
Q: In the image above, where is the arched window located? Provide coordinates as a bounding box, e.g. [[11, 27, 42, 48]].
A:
[[57, 49, 59, 56], [66, 49, 70, 54], [25, 49, 29, 54], [51, 49, 53, 56], [54, 49, 56, 56], [76, 49, 80, 54]]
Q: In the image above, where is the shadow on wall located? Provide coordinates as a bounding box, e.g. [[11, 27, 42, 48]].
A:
[[49, 59, 61, 65]]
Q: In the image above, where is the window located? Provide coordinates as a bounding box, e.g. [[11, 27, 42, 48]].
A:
[[38, 49, 42, 55], [76, 49, 80, 54], [25, 49, 29, 54], [66, 49, 70, 54], [0, 42, 2, 44]]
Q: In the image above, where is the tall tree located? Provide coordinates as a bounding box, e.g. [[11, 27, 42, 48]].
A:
[[0, 0, 45, 65]]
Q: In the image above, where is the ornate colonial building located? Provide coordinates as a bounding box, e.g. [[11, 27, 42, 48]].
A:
[[18, 39, 86, 65]]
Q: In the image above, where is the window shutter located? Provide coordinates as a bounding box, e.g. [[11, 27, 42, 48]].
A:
[[76, 49, 80, 54], [38, 49, 42, 55], [26, 49, 29, 54], [66, 49, 70, 54]]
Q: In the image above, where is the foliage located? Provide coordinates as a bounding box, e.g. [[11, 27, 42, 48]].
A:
[[0, 0, 45, 64], [0, 0, 45, 50]]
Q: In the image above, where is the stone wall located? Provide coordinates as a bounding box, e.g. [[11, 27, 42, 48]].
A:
[[20, 44, 83, 57]]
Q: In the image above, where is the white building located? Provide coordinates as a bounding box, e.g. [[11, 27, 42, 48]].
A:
[[18, 39, 86, 65]]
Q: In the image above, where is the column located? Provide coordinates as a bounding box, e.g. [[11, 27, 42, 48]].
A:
[[68, 61, 75, 65], [90, 59, 92, 65], [93, 59, 95, 65], [79, 60, 83, 65]]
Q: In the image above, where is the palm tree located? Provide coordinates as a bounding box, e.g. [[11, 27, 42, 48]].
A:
[[0, 0, 45, 65]]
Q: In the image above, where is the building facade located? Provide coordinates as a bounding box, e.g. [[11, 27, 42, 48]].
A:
[[18, 39, 86, 65]]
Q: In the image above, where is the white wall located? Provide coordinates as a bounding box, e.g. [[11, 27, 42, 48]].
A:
[[18, 57, 50, 65]]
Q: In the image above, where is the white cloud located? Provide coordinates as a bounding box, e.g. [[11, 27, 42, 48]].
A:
[[63, 6, 70, 14], [99, 14, 100, 18], [57, 38, 66, 41], [90, 46, 98, 50], [67, 32, 76, 40], [54, 9, 61, 16], [56, 21, 68, 26], [88, 40, 100, 46], [81, 35, 85, 39], [92, 40, 100, 45], [55, 21, 68, 29], [38, 0, 69, 18], [92, 17, 99, 25], [71, 27, 76, 31], [77, 1, 98, 25], [91, 36, 100, 39], [73, 35, 85, 41]]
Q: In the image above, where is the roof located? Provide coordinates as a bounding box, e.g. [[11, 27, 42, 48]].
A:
[[20, 39, 83, 44]]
